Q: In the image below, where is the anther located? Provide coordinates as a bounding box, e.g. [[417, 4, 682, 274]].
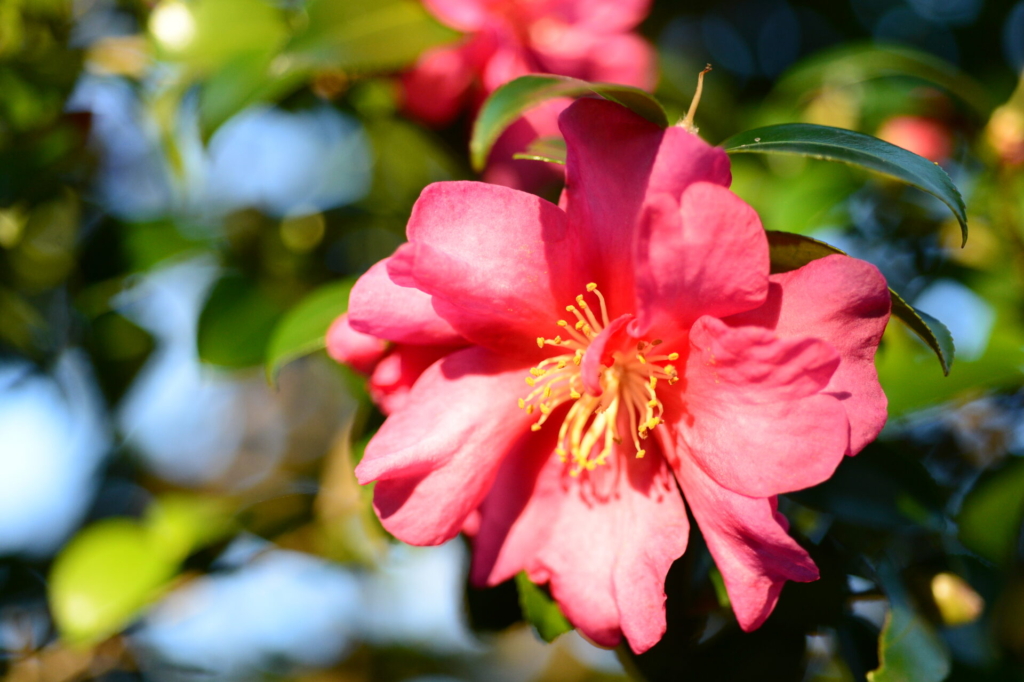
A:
[[570, 389, 581, 399], [586, 283, 597, 292], [537, 337, 545, 348], [525, 377, 536, 386], [668, 352, 680, 361], [636, 449, 646, 459], [637, 354, 647, 364], [518, 398, 525, 408], [531, 423, 542, 432]]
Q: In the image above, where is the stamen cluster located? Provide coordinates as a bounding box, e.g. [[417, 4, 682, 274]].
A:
[[519, 284, 680, 476]]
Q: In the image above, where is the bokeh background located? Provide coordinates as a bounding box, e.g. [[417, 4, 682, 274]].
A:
[[3, 0, 1024, 680]]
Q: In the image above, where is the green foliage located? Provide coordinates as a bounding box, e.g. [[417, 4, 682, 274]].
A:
[[197, 272, 285, 368], [265, 278, 355, 384], [515, 572, 573, 643], [470, 75, 669, 170], [958, 459, 1024, 567], [722, 124, 969, 246]]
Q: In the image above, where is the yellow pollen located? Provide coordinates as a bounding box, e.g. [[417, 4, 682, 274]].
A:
[[557, 320, 568, 327], [537, 337, 545, 348], [530, 368, 547, 377], [570, 389, 581, 399], [525, 377, 535, 386], [543, 386, 552, 398], [576, 295, 588, 308], [636, 449, 646, 458], [637, 354, 647, 364], [531, 423, 542, 431], [518, 398, 525, 408], [586, 282, 597, 292], [668, 352, 680, 361]]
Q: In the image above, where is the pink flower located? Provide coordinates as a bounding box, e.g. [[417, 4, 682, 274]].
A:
[[403, 0, 655, 188], [343, 99, 891, 652], [876, 115, 952, 163]]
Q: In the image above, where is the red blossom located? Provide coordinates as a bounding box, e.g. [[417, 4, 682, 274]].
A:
[[331, 99, 891, 652]]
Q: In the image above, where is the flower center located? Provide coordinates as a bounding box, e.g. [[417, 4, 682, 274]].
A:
[[519, 284, 680, 476]]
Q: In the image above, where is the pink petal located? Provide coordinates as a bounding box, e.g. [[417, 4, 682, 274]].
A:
[[674, 452, 819, 632], [533, 451, 689, 653], [631, 183, 768, 342], [347, 258, 465, 346], [356, 346, 535, 545], [402, 44, 476, 127], [565, 0, 650, 32], [369, 343, 457, 415], [326, 314, 387, 374], [482, 43, 535, 93], [558, 99, 731, 315], [725, 255, 891, 454], [470, 426, 565, 586], [580, 314, 632, 395], [387, 181, 574, 355], [423, 0, 489, 30], [673, 316, 850, 498]]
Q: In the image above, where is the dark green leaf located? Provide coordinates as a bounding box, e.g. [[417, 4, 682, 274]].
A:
[[765, 231, 954, 374], [265, 279, 355, 385], [512, 136, 567, 164], [471, 75, 668, 171], [515, 572, 572, 642], [197, 273, 284, 368], [958, 459, 1024, 567], [723, 125, 968, 246]]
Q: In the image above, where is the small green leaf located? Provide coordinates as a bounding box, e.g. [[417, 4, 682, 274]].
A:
[[197, 273, 284, 369], [265, 279, 355, 385], [958, 459, 1024, 567], [723, 124, 968, 246], [765, 231, 954, 375], [512, 136, 567, 165], [49, 520, 178, 646], [287, 0, 459, 72], [868, 562, 951, 682], [471, 75, 668, 171], [515, 572, 572, 642]]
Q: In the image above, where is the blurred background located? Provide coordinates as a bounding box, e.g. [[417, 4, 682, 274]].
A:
[[2, 0, 1024, 680]]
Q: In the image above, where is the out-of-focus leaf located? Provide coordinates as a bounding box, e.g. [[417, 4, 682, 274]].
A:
[[869, 562, 951, 682], [197, 273, 284, 368], [198, 51, 305, 140], [471, 75, 669, 171], [50, 520, 177, 646], [265, 279, 355, 385], [958, 459, 1024, 567], [512, 136, 567, 164], [773, 43, 992, 118], [49, 494, 236, 646], [515, 572, 572, 642], [287, 0, 458, 72], [157, 0, 288, 72], [722, 125, 968, 246], [765, 231, 953, 374]]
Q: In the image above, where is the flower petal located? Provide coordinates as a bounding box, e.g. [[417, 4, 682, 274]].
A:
[[470, 426, 565, 586], [423, 0, 489, 31], [402, 44, 476, 127], [631, 183, 768, 341], [387, 181, 573, 354], [347, 258, 465, 346], [368, 343, 457, 415], [725, 255, 891, 455], [532, 451, 689, 653], [673, 316, 850, 498], [558, 99, 731, 315], [674, 452, 818, 632], [356, 346, 535, 545], [326, 313, 388, 374]]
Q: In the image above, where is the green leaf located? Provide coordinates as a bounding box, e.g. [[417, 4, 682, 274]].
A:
[[773, 43, 992, 118], [471, 75, 668, 171], [197, 273, 285, 369], [198, 51, 306, 140], [287, 0, 459, 72], [515, 572, 572, 642], [765, 231, 954, 374], [723, 125, 969, 246], [265, 279, 355, 385], [958, 459, 1024, 567], [868, 562, 951, 682], [512, 136, 567, 164]]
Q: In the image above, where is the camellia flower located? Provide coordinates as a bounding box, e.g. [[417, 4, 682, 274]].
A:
[[876, 115, 952, 163], [403, 0, 654, 187], [339, 98, 891, 652]]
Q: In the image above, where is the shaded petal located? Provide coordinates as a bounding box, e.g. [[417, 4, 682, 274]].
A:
[[675, 316, 850, 498], [565, 0, 650, 32], [533, 450, 689, 653], [423, 0, 489, 30], [631, 183, 768, 341], [326, 313, 387, 374], [725, 255, 890, 454], [470, 425, 565, 586], [674, 452, 818, 632], [388, 181, 573, 354], [356, 347, 535, 545], [348, 258, 465, 346], [558, 99, 731, 315], [369, 343, 458, 415]]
